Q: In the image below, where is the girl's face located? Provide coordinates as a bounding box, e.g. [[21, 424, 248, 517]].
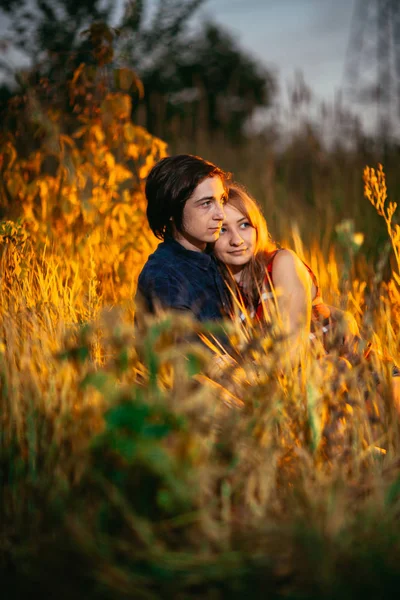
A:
[[213, 203, 257, 278]]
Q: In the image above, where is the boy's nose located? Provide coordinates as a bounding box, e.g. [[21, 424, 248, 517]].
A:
[[214, 205, 225, 220]]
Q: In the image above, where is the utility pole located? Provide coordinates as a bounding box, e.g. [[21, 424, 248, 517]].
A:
[[343, 0, 400, 139]]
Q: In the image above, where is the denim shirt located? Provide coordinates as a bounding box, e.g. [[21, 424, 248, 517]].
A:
[[136, 237, 230, 321]]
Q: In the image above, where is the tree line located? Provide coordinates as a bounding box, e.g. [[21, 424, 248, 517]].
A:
[[0, 0, 275, 142]]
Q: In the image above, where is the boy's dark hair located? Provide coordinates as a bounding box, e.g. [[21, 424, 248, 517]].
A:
[[145, 154, 230, 240]]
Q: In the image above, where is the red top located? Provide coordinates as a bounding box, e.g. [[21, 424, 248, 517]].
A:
[[240, 249, 330, 325]]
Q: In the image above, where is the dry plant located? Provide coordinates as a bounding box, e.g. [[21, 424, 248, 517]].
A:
[[1, 246, 400, 598], [364, 163, 400, 278], [1, 45, 400, 594]]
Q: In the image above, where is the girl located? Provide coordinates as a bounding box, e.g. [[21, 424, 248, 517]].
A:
[[213, 182, 359, 357]]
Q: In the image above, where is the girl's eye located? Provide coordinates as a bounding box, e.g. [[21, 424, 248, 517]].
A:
[[240, 221, 251, 229], [220, 227, 227, 234]]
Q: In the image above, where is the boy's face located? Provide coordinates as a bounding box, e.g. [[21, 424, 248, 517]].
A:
[[174, 176, 227, 252]]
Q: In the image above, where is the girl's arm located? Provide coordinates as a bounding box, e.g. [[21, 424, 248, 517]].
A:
[[270, 249, 312, 357]]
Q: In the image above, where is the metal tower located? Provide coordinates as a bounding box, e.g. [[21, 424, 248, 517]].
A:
[[343, 0, 400, 138]]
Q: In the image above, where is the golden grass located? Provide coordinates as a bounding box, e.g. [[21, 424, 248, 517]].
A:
[[4, 36, 400, 596], [1, 95, 400, 597]]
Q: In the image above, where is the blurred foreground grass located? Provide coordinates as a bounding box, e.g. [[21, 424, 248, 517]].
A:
[[1, 53, 400, 597], [1, 165, 400, 599]]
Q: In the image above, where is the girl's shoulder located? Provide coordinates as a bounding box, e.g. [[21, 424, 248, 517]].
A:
[[265, 248, 298, 275], [267, 248, 321, 300]]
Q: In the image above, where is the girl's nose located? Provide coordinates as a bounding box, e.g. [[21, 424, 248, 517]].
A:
[[230, 233, 244, 246]]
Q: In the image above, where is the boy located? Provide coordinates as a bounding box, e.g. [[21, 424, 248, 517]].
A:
[[137, 154, 231, 321]]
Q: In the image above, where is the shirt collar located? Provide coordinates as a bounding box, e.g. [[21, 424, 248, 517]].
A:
[[161, 237, 214, 271]]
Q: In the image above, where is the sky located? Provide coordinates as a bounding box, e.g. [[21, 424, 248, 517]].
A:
[[0, 0, 382, 133], [0, 0, 355, 103], [203, 0, 355, 105], [196, 0, 368, 137]]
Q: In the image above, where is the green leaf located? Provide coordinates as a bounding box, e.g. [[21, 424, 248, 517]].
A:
[[57, 345, 89, 363], [142, 423, 171, 440], [385, 476, 400, 507], [306, 383, 322, 453], [112, 434, 137, 461], [187, 352, 202, 376], [143, 318, 173, 388], [117, 348, 129, 372], [80, 372, 109, 391], [105, 401, 150, 432]]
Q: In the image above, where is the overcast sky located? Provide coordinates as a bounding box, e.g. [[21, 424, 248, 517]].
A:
[[203, 0, 355, 105], [0, 0, 368, 127], [0, 0, 355, 103]]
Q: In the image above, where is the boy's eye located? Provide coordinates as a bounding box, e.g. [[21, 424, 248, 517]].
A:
[[202, 200, 212, 207]]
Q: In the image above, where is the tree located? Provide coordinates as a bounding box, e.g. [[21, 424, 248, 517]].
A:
[[117, 2, 276, 141], [0, 0, 115, 81], [174, 22, 275, 141], [0, 0, 276, 140], [0, 23, 167, 304]]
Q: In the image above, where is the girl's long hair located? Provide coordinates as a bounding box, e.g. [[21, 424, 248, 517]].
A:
[[222, 183, 277, 311]]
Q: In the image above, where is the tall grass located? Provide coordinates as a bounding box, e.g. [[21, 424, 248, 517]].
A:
[[1, 47, 400, 596], [1, 162, 400, 598]]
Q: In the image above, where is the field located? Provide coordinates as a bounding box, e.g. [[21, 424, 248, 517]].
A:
[[1, 61, 400, 599]]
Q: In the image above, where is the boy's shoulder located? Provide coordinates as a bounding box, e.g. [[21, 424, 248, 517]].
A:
[[138, 242, 186, 283]]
